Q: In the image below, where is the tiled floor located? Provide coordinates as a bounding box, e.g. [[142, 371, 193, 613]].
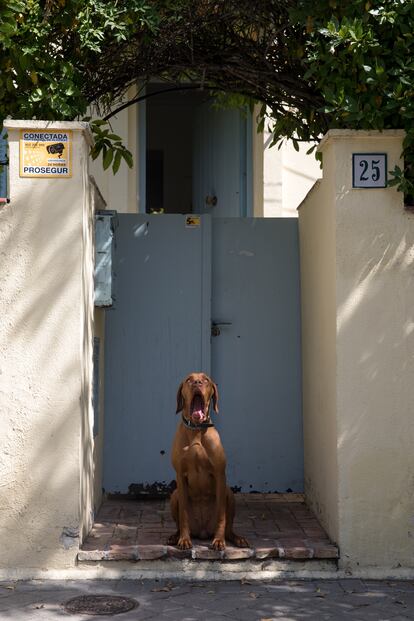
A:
[[79, 494, 338, 562]]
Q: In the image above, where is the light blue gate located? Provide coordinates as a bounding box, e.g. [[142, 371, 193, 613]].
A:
[[103, 214, 303, 493], [210, 219, 303, 492]]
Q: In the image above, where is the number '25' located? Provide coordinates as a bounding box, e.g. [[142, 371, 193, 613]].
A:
[[359, 159, 380, 182]]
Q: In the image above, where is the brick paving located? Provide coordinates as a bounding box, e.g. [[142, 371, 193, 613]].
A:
[[78, 493, 339, 563]]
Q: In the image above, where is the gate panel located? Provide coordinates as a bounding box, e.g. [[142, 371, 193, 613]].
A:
[[103, 214, 211, 492], [211, 218, 303, 492], [103, 215, 302, 494]]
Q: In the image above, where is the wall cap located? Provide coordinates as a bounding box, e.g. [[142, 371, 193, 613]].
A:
[[3, 119, 94, 147], [297, 179, 321, 211], [318, 129, 405, 153], [90, 175, 107, 211]]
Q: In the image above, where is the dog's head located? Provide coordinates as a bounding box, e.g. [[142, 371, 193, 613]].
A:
[[176, 372, 219, 424]]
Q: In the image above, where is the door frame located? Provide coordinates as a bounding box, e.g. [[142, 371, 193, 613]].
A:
[[137, 88, 147, 214]]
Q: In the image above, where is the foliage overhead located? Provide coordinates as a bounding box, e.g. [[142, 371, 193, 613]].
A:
[[0, 0, 158, 171], [291, 0, 414, 193], [0, 0, 413, 192]]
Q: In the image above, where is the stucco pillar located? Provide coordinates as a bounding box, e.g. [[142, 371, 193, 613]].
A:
[[299, 129, 414, 576], [0, 121, 95, 576]]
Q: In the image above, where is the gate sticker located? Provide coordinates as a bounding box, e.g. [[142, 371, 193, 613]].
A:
[[186, 215, 201, 228], [19, 129, 72, 178]]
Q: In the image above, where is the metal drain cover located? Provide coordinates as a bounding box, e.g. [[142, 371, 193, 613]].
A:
[[63, 594, 138, 616]]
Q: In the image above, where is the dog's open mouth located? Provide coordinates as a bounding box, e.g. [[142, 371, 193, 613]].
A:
[[191, 393, 206, 423]]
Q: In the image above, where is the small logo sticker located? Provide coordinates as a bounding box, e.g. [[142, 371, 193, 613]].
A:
[[186, 215, 201, 228]]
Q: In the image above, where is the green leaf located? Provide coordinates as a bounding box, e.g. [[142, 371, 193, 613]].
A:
[[112, 150, 122, 174], [0, 22, 17, 36], [121, 150, 133, 168], [103, 148, 114, 170]]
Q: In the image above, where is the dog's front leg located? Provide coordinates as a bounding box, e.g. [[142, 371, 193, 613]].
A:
[[211, 471, 227, 551], [176, 474, 192, 549]]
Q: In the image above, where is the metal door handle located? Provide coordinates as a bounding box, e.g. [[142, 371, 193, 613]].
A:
[[211, 321, 232, 337], [205, 195, 218, 207]]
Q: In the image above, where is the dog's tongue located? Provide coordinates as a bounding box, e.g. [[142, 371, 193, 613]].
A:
[[192, 409, 205, 422], [191, 395, 205, 422]]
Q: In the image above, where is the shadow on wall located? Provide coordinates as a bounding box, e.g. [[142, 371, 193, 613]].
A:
[[335, 187, 414, 566], [0, 175, 94, 573]]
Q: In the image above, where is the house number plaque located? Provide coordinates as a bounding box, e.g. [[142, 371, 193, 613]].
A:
[[352, 153, 387, 188]]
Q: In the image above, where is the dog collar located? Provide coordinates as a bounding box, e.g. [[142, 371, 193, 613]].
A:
[[181, 414, 214, 430]]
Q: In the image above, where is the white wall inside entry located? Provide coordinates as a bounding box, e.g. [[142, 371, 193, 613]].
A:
[[90, 92, 322, 217], [263, 126, 322, 218], [142, 85, 256, 217]]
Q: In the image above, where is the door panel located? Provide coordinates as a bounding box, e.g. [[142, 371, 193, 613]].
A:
[[193, 104, 250, 216], [103, 214, 211, 492], [211, 219, 303, 492]]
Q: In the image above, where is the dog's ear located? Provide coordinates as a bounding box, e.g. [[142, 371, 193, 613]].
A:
[[212, 382, 219, 413], [176, 382, 184, 414]]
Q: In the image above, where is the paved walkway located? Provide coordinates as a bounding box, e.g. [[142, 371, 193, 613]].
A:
[[79, 494, 338, 562], [1, 578, 414, 620]]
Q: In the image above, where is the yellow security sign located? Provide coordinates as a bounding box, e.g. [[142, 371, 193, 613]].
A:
[[20, 129, 72, 178]]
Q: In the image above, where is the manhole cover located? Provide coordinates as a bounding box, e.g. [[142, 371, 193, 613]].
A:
[[63, 594, 138, 616]]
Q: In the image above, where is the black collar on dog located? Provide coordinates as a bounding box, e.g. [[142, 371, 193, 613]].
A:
[[181, 414, 215, 430]]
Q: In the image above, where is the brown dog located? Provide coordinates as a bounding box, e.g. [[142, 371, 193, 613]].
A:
[[168, 372, 249, 550]]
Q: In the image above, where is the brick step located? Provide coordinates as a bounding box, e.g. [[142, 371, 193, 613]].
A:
[[79, 495, 339, 565]]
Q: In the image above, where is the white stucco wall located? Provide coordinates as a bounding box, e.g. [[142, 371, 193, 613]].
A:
[[92, 308, 106, 512], [89, 179, 107, 515], [298, 176, 339, 545], [300, 129, 414, 575], [0, 120, 95, 575], [89, 92, 138, 214], [263, 131, 321, 218]]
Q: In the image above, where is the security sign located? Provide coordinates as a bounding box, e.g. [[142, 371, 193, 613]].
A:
[[20, 129, 72, 178]]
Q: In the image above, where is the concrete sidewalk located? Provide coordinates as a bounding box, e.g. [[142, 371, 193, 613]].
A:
[[1, 578, 414, 620]]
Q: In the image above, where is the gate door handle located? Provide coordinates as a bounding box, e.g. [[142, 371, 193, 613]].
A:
[[211, 321, 232, 337], [205, 195, 218, 207]]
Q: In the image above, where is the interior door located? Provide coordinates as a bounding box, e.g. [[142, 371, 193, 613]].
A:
[[193, 103, 252, 217], [103, 214, 211, 493], [211, 218, 303, 492]]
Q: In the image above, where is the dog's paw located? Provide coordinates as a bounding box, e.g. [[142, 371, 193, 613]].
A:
[[167, 532, 179, 546], [210, 538, 226, 551], [177, 537, 192, 550], [233, 535, 250, 548]]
